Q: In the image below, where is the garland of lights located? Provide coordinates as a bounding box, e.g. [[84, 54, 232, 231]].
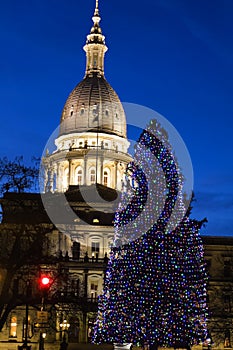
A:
[[93, 119, 208, 348]]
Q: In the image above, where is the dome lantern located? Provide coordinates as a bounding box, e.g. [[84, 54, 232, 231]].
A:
[[83, 0, 108, 78]]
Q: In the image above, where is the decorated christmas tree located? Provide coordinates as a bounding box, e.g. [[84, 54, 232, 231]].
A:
[[93, 120, 208, 349]]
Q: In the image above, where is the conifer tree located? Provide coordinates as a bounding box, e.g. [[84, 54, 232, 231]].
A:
[[93, 120, 208, 349]]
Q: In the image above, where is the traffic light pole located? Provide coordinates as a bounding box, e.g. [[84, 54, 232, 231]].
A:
[[18, 280, 31, 350]]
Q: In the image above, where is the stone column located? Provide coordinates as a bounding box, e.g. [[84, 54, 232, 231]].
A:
[[48, 165, 53, 192], [114, 161, 118, 189], [44, 166, 48, 192], [56, 162, 60, 192], [53, 163, 57, 191], [68, 159, 72, 187], [84, 155, 87, 185], [99, 153, 104, 185]]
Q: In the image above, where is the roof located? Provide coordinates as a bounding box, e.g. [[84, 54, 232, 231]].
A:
[[59, 74, 127, 138]]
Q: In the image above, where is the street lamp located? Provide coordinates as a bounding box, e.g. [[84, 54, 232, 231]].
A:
[[59, 319, 70, 346], [39, 332, 46, 350], [59, 319, 70, 334]]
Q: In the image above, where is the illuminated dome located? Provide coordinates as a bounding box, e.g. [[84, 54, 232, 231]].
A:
[[43, 0, 131, 194], [59, 74, 126, 138], [59, 0, 126, 139]]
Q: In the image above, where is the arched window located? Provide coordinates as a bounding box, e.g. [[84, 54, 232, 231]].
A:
[[70, 105, 74, 116], [89, 168, 96, 184], [75, 167, 83, 185], [103, 168, 110, 187]]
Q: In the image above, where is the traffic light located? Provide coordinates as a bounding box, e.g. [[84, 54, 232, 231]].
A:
[[41, 277, 50, 287], [38, 275, 51, 294]]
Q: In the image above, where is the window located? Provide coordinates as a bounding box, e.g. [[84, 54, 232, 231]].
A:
[[93, 54, 97, 68], [80, 103, 85, 115], [224, 294, 231, 313], [91, 242, 100, 254], [103, 171, 108, 186], [224, 260, 231, 277], [77, 170, 82, 184], [103, 168, 110, 187], [90, 282, 98, 301], [88, 318, 96, 342], [70, 105, 74, 116], [70, 279, 79, 297], [75, 167, 83, 185], [224, 330, 231, 348], [89, 168, 96, 184], [68, 317, 80, 343], [9, 316, 17, 338], [23, 316, 32, 339]]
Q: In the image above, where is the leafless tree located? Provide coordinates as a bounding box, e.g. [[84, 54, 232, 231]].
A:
[[0, 156, 39, 194]]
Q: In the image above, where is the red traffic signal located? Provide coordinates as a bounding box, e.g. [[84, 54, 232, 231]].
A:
[[39, 275, 51, 289], [41, 277, 50, 286]]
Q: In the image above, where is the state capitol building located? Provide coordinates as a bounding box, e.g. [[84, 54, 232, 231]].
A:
[[0, 2, 232, 350]]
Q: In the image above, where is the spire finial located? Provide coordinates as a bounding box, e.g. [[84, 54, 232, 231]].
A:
[[84, 1, 108, 77], [93, 0, 100, 24], [95, 0, 99, 12]]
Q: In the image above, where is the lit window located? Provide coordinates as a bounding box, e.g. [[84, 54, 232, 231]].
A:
[[91, 242, 100, 254], [90, 282, 98, 301], [9, 316, 17, 338], [23, 316, 32, 339], [70, 105, 74, 116], [75, 167, 83, 185], [90, 168, 96, 184], [224, 330, 231, 348], [103, 168, 110, 187], [77, 170, 82, 185], [93, 54, 97, 68]]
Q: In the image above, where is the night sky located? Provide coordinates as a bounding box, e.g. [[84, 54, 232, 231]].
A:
[[0, 0, 233, 236]]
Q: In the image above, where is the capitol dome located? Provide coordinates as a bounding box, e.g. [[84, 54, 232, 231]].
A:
[[59, 1, 127, 139], [59, 74, 126, 138], [43, 0, 131, 194]]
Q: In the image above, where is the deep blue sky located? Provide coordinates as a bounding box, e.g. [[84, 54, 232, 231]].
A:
[[0, 0, 233, 236]]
